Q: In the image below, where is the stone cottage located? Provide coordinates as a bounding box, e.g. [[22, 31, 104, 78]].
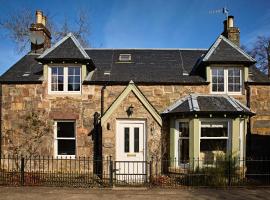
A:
[[1, 11, 270, 172]]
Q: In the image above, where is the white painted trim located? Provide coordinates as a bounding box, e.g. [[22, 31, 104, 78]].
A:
[[38, 32, 90, 59], [175, 119, 190, 166], [48, 65, 82, 95], [210, 67, 244, 95], [199, 119, 232, 163], [203, 35, 255, 62], [101, 81, 162, 126], [54, 120, 76, 159], [116, 120, 146, 161]]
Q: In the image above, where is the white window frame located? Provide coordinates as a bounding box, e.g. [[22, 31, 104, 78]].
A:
[[199, 119, 231, 165], [211, 67, 243, 95], [54, 120, 76, 159], [175, 119, 190, 167], [48, 65, 82, 95], [118, 54, 131, 62]]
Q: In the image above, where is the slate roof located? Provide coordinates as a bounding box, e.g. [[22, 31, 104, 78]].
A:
[[84, 49, 207, 84], [202, 35, 255, 63], [37, 33, 90, 62], [0, 54, 43, 83], [0, 33, 269, 84], [162, 94, 254, 116]]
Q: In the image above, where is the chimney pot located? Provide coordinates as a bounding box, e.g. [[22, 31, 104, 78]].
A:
[[228, 15, 234, 28], [42, 16, 46, 26], [36, 10, 43, 24]]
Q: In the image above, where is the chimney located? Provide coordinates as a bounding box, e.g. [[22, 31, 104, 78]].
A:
[[29, 10, 51, 53], [222, 16, 240, 46]]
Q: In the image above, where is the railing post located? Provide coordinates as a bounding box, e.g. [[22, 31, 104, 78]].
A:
[[109, 156, 113, 187], [228, 157, 231, 186], [20, 156, 25, 186], [149, 157, 153, 186]]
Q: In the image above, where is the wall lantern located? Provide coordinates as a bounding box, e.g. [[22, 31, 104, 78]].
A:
[[126, 105, 134, 117]]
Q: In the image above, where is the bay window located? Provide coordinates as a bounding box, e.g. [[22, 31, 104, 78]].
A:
[[176, 121, 189, 166], [200, 121, 230, 165], [49, 66, 81, 93], [211, 67, 242, 94]]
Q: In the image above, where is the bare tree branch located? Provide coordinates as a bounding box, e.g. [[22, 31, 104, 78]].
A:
[[0, 8, 90, 54], [249, 35, 270, 77]]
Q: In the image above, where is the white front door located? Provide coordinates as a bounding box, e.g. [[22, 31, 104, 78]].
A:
[[116, 120, 146, 183]]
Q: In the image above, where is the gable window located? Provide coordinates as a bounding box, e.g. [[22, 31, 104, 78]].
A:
[[228, 68, 241, 92], [49, 66, 81, 94], [211, 67, 242, 94], [54, 121, 76, 158], [212, 68, 224, 92]]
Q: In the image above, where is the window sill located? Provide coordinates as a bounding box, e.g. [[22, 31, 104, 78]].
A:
[[55, 155, 76, 159]]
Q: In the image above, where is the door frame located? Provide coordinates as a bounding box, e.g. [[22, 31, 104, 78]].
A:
[[115, 119, 147, 162]]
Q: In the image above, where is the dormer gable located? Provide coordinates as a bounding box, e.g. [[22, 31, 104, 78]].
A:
[[37, 33, 91, 63], [203, 35, 255, 64]]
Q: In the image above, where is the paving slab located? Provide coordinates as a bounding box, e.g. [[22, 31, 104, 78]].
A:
[[0, 187, 270, 200]]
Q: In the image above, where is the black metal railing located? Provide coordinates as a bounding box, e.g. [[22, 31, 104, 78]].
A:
[[0, 155, 270, 188]]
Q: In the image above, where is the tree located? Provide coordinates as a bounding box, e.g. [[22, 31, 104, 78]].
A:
[[249, 36, 270, 78], [0, 8, 90, 53], [4, 110, 52, 157]]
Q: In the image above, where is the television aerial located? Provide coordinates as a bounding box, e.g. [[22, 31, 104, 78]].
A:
[[209, 6, 229, 19]]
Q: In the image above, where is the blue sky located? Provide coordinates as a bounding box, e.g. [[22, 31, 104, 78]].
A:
[[0, 0, 270, 75]]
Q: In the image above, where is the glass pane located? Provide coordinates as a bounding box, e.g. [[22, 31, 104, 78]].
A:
[[217, 84, 224, 92], [212, 77, 217, 83], [218, 69, 224, 76], [212, 83, 217, 92], [68, 67, 75, 75], [124, 128, 129, 153], [212, 69, 218, 76], [228, 77, 234, 83], [234, 77, 240, 84], [58, 76, 64, 84], [218, 77, 224, 83], [234, 69, 240, 76], [52, 68, 58, 75], [201, 122, 228, 137], [58, 84, 64, 91], [228, 84, 233, 92], [228, 69, 233, 76], [68, 76, 74, 83], [134, 127, 139, 153], [235, 84, 241, 91], [57, 122, 75, 138], [74, 68, 80, 76], [68, 84, 80, 91], [200, 139, 227, 165], [179, 122, 189, 137], [58, 67, 64, 75], [200, 139, 227, 152], [179, 139, 189, 164], [51, 84, 57, 91], [74, 76, 80, 83], [58, 139, 75, 155]]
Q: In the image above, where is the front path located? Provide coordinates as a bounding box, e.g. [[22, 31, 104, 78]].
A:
[[0, 186, 270, 200]]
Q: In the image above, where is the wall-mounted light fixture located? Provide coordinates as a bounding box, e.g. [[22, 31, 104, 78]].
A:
[[126, 105, 134, 117]]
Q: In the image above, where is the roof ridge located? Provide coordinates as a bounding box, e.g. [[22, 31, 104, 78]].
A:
[[84, 48, 208, 51]]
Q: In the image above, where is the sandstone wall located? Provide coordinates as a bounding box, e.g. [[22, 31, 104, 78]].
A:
[[249, 85, 270, 135], [2, 82, 255, 159]]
